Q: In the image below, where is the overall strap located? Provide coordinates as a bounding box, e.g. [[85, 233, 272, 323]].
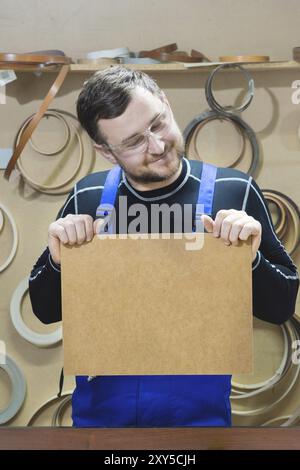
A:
[[197, 162, 217, 215], [194, 162, 217, 231], [96, 165, 122, 218]]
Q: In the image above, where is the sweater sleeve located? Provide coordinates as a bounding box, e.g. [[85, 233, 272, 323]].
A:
[[246, 178, 299, 325], [29, 189, 75, 324]]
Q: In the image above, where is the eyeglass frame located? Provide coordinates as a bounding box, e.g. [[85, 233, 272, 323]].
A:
[[101, 100, 172, 156]]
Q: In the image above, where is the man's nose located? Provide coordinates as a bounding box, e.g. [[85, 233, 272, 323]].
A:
[[147, 132, 165, 154]]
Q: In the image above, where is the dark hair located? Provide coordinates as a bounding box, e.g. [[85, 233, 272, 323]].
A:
[[76, 65, 163, 144]]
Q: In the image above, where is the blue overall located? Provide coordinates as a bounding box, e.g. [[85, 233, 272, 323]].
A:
[[72, 162, 232, 427]]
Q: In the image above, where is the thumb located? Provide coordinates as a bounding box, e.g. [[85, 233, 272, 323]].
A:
[[200, 214, 215, 233], [48, 234, 61, 265], [251, 232, 262, 261], [93, 218, 106, 235]]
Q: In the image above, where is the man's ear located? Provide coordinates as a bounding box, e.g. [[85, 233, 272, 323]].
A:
[[93, 143, 117, 164]]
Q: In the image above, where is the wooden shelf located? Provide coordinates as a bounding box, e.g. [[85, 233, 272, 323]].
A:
[[1, 427, 300, 450], [69, 60, 300, 73], [5, 60, 300, 74]]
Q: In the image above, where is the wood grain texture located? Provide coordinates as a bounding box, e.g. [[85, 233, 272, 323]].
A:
[[0, 428, 300, 450]]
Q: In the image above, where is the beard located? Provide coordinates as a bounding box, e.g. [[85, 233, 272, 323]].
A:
[[120, 135, 185, 185]]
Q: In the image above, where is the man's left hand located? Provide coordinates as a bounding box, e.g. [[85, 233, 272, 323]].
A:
[[201, 209, 262, 262]]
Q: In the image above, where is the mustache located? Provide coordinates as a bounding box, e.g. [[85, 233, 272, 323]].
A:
[[148, 146, 170, 162], [146, 133, 185, 164]]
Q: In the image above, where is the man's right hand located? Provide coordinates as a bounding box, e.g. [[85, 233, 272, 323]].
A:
[[48, 214, 98, 265]]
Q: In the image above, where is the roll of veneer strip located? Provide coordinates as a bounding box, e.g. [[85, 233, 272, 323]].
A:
[[0, 51, 71, 179], [85, 47, 130, 59], [188, 114, 246, 168], [139, 44, 210, 62], [205, 64, 254, 116], [183, 109, 259, 176], [231, 324, 289, 394], [205, 63, 255, 115], [219, 55, 270, 63], [264, 194, 287, 239], [139, 43, 178, 58], [27, 392, 73, 426], [26, 109, 94, 195], [14, 110, 84, 193], [29, 111, 71, 156], [0, 202, 18, 272], [10, 277, 62, 347], [262, 189, 300, 255], [231, 320, 296, 398], [51, 394, 72, 426], [148, 50, 209, 63], [231, 320, 300, 416], [0, 355, 26, 424], [237, 320, 297, 393]]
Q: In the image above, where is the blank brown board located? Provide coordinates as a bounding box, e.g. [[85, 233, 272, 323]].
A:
[[61, 234, 253, 375]]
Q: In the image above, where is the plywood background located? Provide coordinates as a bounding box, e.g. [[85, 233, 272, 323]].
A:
[[0, 0, 299, 426]]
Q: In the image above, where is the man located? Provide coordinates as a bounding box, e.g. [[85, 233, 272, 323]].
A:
[[29, 66, 299, 427]]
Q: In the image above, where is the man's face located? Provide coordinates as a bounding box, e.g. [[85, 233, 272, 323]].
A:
[[97, 87, 185, 185]]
